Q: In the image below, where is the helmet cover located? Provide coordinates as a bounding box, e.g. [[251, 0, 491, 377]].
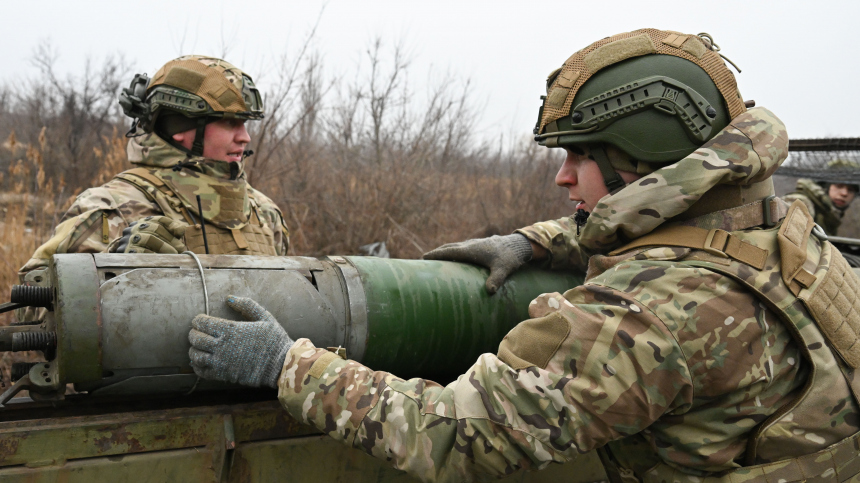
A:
[[535, 29, 746, 169], [120, 55, 264, 135]]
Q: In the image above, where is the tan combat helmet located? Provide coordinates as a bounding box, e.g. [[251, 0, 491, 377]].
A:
[[534, 29, 746, 193], [119, 55, 264, 156]]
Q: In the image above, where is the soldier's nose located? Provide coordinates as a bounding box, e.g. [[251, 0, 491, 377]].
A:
[[235, 124, 251, 144], [556, 160, 578, 187]]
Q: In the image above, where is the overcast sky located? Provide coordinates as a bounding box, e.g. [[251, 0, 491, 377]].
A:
[[2, 0, 856, 143]]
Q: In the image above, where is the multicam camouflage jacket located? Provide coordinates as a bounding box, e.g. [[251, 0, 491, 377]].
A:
[[19, 133, 289, 278], [784, 178, 844, 236], [275, 107, 860, 482]]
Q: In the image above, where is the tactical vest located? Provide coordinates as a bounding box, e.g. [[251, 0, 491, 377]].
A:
[[601, 199, 860, 482], [114, 167, 277, 256]]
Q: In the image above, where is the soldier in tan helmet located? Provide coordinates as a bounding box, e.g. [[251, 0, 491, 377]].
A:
[[187, 30, 860, 482], [18, 56, 290, 292]]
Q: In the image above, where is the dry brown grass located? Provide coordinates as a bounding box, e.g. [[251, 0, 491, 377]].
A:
[[261, 144, 569, 259], [0, 130, 131, 379], [0, 130, 130, 296]]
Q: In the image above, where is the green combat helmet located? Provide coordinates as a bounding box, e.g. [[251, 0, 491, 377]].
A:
[[828, 159, 860, 170], [534, 29, 747, 193], [824, 159, 860, 192], [118, 55, 264, 156]]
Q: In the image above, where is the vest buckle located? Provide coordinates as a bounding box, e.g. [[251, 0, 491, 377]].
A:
[[763, 195, 777, 227], [703, 229, 730, 258]]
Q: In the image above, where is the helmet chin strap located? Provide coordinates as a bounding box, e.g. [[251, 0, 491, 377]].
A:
[[190, 118, 207, 157], [569, 144, 628, 238], [589, 144, 627, 195]]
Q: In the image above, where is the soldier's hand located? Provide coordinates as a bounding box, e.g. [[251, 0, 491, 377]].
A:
[[423, 234, 534, 295], [188, 296, 293, 388], [110, 216, 187, 254]]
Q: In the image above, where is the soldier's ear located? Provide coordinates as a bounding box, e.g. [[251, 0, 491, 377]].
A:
[[171, 128, 198, 151]]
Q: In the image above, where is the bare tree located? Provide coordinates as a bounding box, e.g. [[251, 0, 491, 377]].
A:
[[0, 40, 130, 189]]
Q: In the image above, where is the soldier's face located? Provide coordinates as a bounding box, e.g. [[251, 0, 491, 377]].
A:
[[828, 183, 857, 208], [555, 147, 640, 213], [172, 119, 251, 162]]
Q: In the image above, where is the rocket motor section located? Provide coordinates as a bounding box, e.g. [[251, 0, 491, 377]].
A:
[[0, 253, 584, 405]]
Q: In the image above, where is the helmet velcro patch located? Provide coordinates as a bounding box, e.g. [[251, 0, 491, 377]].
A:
[[209, 85, 239, 112], [546, 71, 581, 108], [163, 67, 206, 94], [546, 86, 570, 109], [680, 37, 707, 58], [662, 33, 688, 49], [583, 34, 656, 73], [662, 33, 709, 58], [556, 71, 580, 88]]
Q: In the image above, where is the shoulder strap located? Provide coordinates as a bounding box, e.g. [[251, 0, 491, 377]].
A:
[[778, 200, 818, 295], [672, 179, 776, 225], [609, 225, 768, 270], [678, 196, 789, 232], [246, 193, 263, 227], [114, 168, 195, 225], [114, 168, 170, 203], [118, 167, 167, 188]]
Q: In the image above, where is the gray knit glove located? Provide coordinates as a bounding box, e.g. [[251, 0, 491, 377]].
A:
[[423, 234, 533, 295], [188, 296, 293, 388]]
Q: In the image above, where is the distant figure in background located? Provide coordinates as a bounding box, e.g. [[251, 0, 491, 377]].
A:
[[17, 55, 289, 319], [784, 160, 859, 235]]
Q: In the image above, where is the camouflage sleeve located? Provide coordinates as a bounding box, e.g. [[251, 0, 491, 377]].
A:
[[249, 187, 290, 255], [18, 180, 161, 277], [277, 282, 692, 482], [515, 216, 590, 271]]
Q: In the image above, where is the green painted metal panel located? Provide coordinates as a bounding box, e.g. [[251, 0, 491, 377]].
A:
[[229, 435, 418, 482], [0, 399, 607, 482], [230, 434, 607, 482], [0, 409, 223, 466], [231, 402, 319, 441], [350, 258, 584, 378], [0, 447, 217, 482]]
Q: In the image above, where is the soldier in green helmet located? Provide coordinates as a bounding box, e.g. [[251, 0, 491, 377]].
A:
[[18, 56, 290, 290], [187, 29, 860, 481], [784, 160, 860, 236]]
